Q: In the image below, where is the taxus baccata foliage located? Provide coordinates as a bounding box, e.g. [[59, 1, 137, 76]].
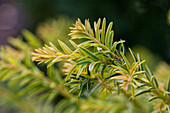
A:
[[0, 17, 140, 113], [32, 18, 170, 112]]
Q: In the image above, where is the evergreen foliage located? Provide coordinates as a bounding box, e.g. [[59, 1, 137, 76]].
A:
[[0, 17, 169, 113], [32, 18, 170, 112]]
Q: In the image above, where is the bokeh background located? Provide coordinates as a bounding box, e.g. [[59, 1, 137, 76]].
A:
[[0, 0, 170, 62]]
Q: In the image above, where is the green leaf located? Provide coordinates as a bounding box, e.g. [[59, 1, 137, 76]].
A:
[[58, 40, 73, 55], [78, 83, 86, 97], [0, 69, 12, 80], [94, 63, 103, 73], [82, 43, 107, 50], [101, 18, 106, 44], [154, 78, 158, 88], [80, 47, 100, 61], [105, 73, 121, 80], [96, 18, 101, 42], [137, 84, 149, 88], [120, 43, 125, 55], [77, 65, 85, 78], [101, 65, 106, 78], [18, 81, 42, 96], [65, 64, 78, 81], [44, 44, 56, 55], [77, 60, 91, 65], [86, 20, 94, 37], [78, 40, 94, 47], [148, 97, 161, 102], [144, 73, 150, 81], [150, 76, 158, 88], [89, 61, 100, 72], [129, 48, 137, 62], [76, 57, 86, 63], [70, 33, 91, 40], [111, 40, 125, 52], [19, 77, 33, 86], [69, 40, 78, 49], [46, 91, 58, 104], [65, 81, 80, 86], [47, 65, 54, 80], [114, 62, 129, 73], [120, 52, 130, 70], [109, 31, 114, 49], [49, 42, 59, 52], [134, 89, 151, 98], [68, 86, 79, 93], [137, 53, 144, 71], [131, 84, 135, 100], [95, 19, 101, 41], [29, 87, 48, 98], [87, 81, 91, 91], [105, 22, 113, 47], [166, 76, 170, 92], [1, 70, 20, 81], [47, 56, 65, 68], [34, 92, 50, 102], [150, 75, 156, 83]]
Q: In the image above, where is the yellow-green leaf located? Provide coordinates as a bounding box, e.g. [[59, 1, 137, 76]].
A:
[[65, 64, 77, 81], [101, 18, 106, 44], [105, 22, 113, 47], [80, 47, 100, 61], [58, 40, 72, 55]]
